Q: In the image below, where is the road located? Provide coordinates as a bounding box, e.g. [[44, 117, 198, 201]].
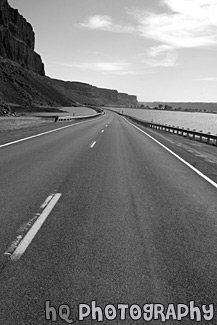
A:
[[0, 110, 217, 324]]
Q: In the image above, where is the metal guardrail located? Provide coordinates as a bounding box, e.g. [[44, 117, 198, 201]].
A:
[[121, 114, 217, 146], [57, 111, 104, 122]]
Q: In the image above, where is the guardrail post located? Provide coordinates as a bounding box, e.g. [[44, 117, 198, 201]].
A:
[[199, 131, 203, 142], [177, 127, 179, 135], [192, 130, 196, 140], [207, 132, 211, 144]]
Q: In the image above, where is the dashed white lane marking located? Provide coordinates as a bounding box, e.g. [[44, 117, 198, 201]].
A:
[[40, 194, 53, 209], [5, 193, 62, 261], [101, 130, 104, 133], [124, 117, 217, 190], [90, 141, 96, 148], [0, 115, 104, 148]]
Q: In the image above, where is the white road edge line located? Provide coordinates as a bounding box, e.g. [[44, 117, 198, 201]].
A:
[[10, 193, 62, 261], [124, 117, 217, 190], [0, 115, 104, 148], [90, 141, 96, 148]]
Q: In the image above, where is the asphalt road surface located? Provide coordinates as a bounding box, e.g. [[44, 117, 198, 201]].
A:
[[0, 110, 217, 324]]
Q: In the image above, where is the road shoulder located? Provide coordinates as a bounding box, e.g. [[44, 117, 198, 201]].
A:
[[124, 115, 217, 186]]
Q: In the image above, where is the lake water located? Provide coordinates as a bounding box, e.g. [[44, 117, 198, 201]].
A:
[[109, 108, 217, 135]]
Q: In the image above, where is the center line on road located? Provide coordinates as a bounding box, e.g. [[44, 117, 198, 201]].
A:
[[40, 194, 54, 209], [6, 193, 62, 262], [90, 141, 96, 148], [101, 130, 104, 133]]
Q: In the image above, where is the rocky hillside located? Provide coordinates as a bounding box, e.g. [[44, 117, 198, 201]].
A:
[[48, 79, 138, 107], [0, 59, 73, 107], [0, 0, 45, 75], [0, 0, 138, 109]]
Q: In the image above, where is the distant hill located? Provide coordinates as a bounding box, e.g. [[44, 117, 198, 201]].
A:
[[140, 102, 217, 112]]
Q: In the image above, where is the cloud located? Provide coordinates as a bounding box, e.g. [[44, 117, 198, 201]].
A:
[[57, 61, 149, 75], [139, 44, 178, 67], [66, 61, 129, 71], [79, 1, 217, 48], [144, 53, 178, 67], [80, 15, 112, 30], [78, 1, 217, 69], [80, 15, 134, 33], [129, 0, 217, 48], [58, 61, 137, 74], [195, 77, 217, 81], [148, 44, 174, 57]]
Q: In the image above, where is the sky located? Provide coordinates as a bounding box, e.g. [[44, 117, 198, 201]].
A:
[[9, 0, 217, 102]]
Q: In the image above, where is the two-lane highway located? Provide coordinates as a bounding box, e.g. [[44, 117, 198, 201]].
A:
[[0, 110, 217, 324]]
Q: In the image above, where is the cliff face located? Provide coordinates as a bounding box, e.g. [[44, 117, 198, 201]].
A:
[[0, 0, 45, 75], [49, 79, 138, 106], [118, 93, 138, 107], [0, 0, 138, 108], [0, 59, 72, 106]]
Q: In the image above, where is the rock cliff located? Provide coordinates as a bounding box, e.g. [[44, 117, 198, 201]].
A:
[[0, 0, 138, 108], [0, 0, 45, 75], [118, 93, 138, 107], [49, 79, 138, 106], [0, 59, 72, 106]]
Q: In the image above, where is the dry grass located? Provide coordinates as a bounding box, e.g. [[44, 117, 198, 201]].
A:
[[0, 116, 53, 132]]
